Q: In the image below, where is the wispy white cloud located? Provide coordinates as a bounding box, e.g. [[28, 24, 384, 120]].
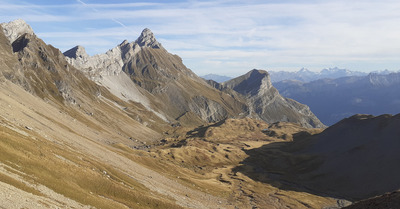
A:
[[75, 0, 132, 31], [1, 0, 400, 76], [0, 2, 161, 9]]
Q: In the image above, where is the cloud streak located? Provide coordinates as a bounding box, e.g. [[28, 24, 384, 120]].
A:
[[1, 0, 400, 76], [75, 0, 131, 31]]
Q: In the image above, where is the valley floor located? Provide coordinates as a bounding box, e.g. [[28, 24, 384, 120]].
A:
[[0, 80, 344, 209]]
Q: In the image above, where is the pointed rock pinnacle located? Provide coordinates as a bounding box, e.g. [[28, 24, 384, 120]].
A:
[[63, 45, 89, 60], [135, 28, 162, 49]]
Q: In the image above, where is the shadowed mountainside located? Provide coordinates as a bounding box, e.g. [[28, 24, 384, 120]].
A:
[[343, 190, 400, 209], [235, 113, 400, 201]]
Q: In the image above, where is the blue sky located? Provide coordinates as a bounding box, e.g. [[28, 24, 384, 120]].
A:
[[1, 0, 400, 76]]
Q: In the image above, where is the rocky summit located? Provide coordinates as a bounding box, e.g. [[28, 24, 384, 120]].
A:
[[0, 19, 399, 209], [222, 69, 325, 128], [1, 19, 34, 43], [136, 28, 163, 48], [64, 27, 322, 128]]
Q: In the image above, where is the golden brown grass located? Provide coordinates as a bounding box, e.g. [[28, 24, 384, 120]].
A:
[[112, 118, 336, 208], [0, 123, 181, 209], [0, 172, 42, 196]]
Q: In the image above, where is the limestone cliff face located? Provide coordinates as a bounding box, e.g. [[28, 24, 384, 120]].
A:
[[63, 29, 165, 81], [64, 42, 125, 79], [1, 19, 34, 43], [223, 70, 325, 128], [1, 29, 85, 104], [64, 28, 323, 127], [0, 19, 164, 141], [64, 28, 246, 125], [136, 28, 162, 48], [3, 19, 322, 128]]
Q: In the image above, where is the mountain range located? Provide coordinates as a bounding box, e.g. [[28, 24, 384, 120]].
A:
[[268, 67, 396, 83], [201, 68, 397, 84], [201, 74, 232, 83], [0, 19, 399, 209], [274, 72, 400, 125], [61, 27, 324, 128]]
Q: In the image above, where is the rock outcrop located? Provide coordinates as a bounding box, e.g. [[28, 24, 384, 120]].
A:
[[0, 19, 34, 43], [63, 45, 89, 60], [0, 19, 163, 141], [63, 29, 166, 80], [63, 36, 161, 119], [64, 28, 247, 125], [64, 43, 125, 79], [64, 29, 323, 128], [1, 19, 324, 128], [135, 28, 162, 49], [223, 70, 325, 128]]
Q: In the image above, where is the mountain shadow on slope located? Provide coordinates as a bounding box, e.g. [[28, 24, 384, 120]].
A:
[[234, 113, 400, 201], [343, 190, 400, 209]]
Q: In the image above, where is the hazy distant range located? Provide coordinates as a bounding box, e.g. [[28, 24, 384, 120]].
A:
[[201, 67, 394, 83], [202, 68, 400, 126]]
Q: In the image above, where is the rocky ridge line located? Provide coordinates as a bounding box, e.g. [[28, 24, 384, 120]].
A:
[[0, 19, 34, 43], [63, 28, 163, 80], [223, 69, 325, 128]]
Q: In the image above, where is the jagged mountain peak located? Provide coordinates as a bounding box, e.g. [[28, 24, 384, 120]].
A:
[[224, 69, 272, 96], [135, 28, 162, 49], [63, 45, 89, 60], [222, 69, 324, 128], [120, 39, 130, 46], [0, 19, 34, 43]]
